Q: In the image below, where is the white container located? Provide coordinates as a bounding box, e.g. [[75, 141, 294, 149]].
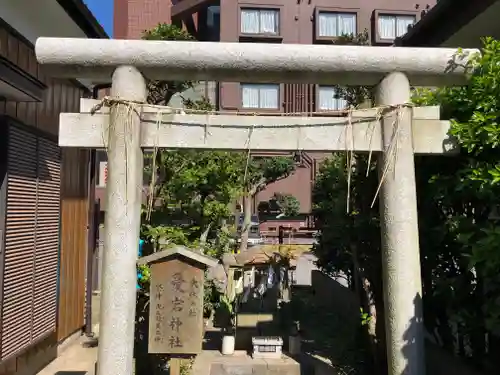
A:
[[221, 335, 235, 355]]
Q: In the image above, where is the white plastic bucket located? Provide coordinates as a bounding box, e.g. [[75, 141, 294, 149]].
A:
[[221, 335, 235, 355]]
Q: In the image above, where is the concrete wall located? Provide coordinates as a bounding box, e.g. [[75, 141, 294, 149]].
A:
[[169, 81, 217, 109], [0, 331, 81, 375], [295, 253, 319, 286], [311, 270, 360, 322]]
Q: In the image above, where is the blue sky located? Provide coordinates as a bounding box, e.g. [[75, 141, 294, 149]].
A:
[[84, 0, 113, 37]]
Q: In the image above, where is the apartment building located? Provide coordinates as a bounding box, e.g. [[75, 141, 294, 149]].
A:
[[112, 0, 436, 231]]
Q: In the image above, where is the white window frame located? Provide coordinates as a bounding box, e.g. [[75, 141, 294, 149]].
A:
[[241, 83, 280, 110], [317, 11, 357, 38], [317, 86, 347, 112], [240, 8, 280, 36], [377, 14, 416, 41]]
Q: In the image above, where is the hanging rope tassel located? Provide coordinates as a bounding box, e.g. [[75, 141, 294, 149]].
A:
[[88, 96, 416, 215]]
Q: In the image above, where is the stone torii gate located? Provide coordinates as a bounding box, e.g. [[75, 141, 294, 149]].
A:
[[35, 38, 476, 375]]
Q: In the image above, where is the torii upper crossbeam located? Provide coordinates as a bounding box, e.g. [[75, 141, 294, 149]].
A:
[[35, 38, 474, 86]]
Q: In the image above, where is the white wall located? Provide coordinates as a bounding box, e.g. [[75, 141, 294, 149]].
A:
[[0, 0, 88, 44], [0, 0, 98, 88]]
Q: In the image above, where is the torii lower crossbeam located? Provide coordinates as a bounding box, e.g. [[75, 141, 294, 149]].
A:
[[60, 99, 457, 154]]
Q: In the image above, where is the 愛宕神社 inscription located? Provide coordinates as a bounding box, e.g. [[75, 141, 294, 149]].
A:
[[148, 258, 204, 354]]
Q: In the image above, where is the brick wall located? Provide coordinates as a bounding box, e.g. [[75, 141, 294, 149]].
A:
[[114, 0, 171, 39]]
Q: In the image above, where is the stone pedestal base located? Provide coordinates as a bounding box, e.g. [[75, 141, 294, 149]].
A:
[[252, 337, 283, 359]]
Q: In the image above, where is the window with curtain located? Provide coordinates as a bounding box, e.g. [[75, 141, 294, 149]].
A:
[[377, 14, 416, 40], [317, 86, 347, 111], [317, 12, 357, 38], [241, 84, 280, 109], [241, 8, 279, 35]]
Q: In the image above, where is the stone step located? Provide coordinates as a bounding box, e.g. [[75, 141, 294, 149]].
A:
[[194, 351, 300, 375], [209, 361, 300, 375]]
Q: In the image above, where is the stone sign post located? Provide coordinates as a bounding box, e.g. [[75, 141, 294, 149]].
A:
[[36, 37, 477, 375], [137, 246, 218, 374]]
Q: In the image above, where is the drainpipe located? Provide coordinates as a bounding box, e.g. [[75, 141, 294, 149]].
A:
[[84, 83, 111, 337]]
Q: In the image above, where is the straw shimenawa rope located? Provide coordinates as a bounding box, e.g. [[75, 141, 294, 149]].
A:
[[93, 99, 142, 215], [370, 103, 413, 208], [145, 110, 163, 221], [90, 96, 413, 214]]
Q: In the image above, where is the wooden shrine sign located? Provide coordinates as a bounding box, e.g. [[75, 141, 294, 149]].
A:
[[137, 246, 218, 354]]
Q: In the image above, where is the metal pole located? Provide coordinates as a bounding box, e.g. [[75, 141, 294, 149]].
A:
[[375, 72, 425, 375], [97, 65, 146, 375], [84, 147, 96, 337]]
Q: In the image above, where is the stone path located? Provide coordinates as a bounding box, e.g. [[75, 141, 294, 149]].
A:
[[33, 293, 327, 375], [35, 333, 98, 375], [193, 350, 301, 375], [35, 294, 100, 375]]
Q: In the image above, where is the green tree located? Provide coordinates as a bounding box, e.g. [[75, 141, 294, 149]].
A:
[[330, 30, 374, 108], [138, 24, 243, 257], [239, 156, 296, 251], [142, 147, 244, 255], [312, 30, 384, 372], [313, 152, 383, 371], [271, 192, 301, 217], [314, 36, 500, 371], [142, 23, 196, 105], [141, 23, 299, 255], [136, 24, 244, 375], [411, 38, 500, 364]]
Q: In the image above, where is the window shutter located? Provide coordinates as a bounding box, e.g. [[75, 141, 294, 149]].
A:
[[1, 125, 37, 359], [0, 124, 61, 360], [32, 137, 60, 342]]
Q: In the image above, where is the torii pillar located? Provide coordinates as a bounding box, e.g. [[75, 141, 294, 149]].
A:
[[376, 72, 424, 375], [35, 38, 476, 375], [96, 66, 146, 375]]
